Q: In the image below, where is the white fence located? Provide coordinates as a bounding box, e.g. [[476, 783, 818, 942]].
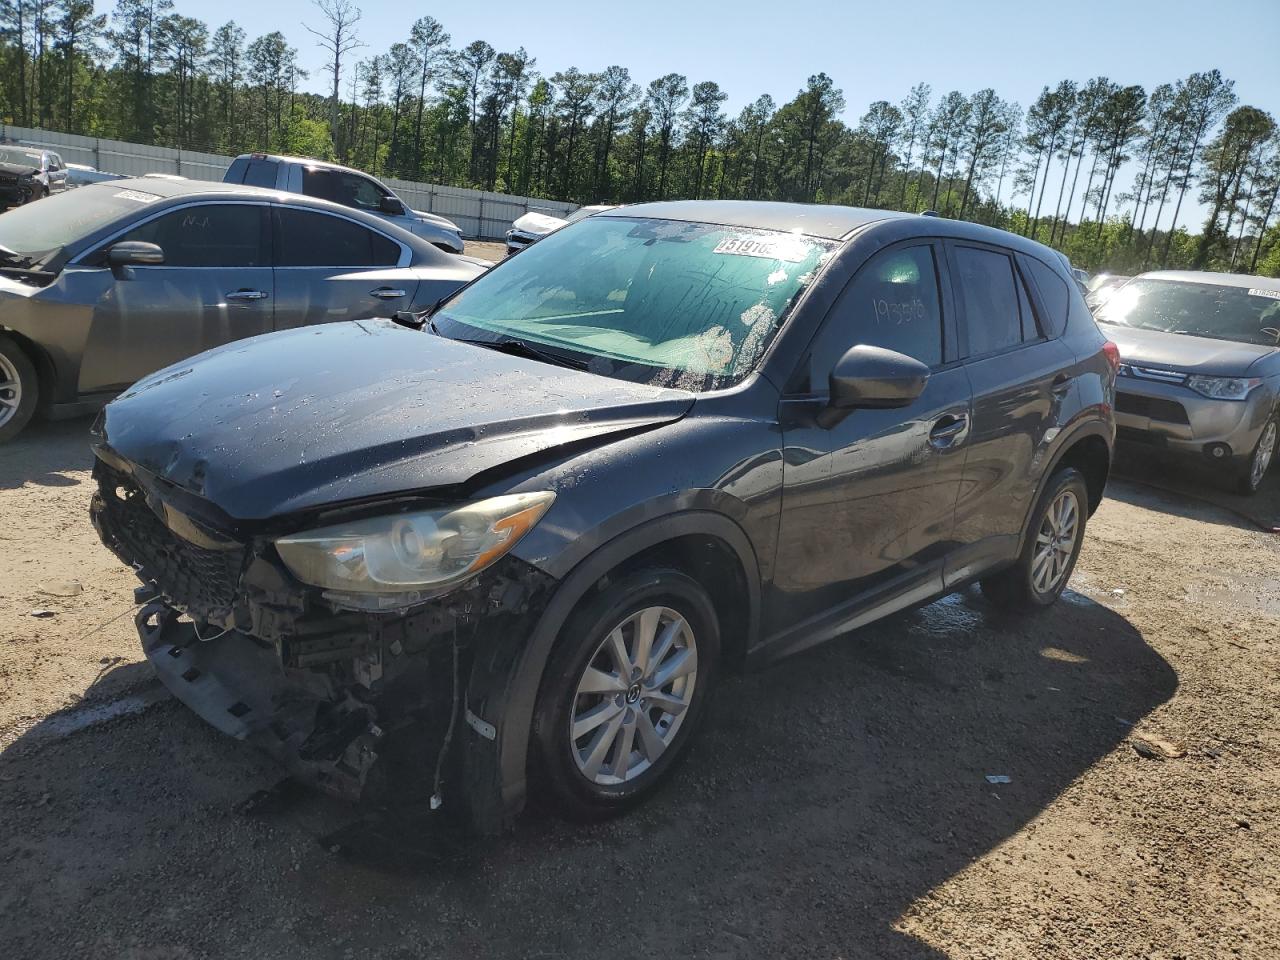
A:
[[0, 124, 577, 240]]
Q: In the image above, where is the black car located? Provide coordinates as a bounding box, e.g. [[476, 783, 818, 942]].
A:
[[90, 201, 1117, 833]]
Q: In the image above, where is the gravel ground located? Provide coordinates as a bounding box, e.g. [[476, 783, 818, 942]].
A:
[[1, 409, 1277, 958]]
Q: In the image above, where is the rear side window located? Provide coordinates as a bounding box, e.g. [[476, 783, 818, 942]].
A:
[[275, 208, 400, 267], [116, 204, 268, 267], [954, 246, 1025, 356], [809, 244, 944, 376], [1023, 257, 1071, 337]]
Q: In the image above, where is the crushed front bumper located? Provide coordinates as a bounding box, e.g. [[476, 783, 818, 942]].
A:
[[136, 602, 382, 801]]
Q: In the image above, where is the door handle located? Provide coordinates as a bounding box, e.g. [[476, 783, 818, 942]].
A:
[[225, 289, 269, 301], [371, 287, 407, 300], [929, 414, 968, 448]]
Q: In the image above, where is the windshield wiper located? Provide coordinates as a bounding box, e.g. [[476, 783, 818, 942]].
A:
[[454, 336, 590, 370]]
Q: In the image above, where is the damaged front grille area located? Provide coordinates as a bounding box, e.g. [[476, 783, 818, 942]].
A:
[[92, 462, 248, 623]]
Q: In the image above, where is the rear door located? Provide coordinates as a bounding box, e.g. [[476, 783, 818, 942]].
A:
[[944, 240, 1078, 582], [772, 240, 971, 637], [271, 206, 415, 330], [77, 201, 274, 393]]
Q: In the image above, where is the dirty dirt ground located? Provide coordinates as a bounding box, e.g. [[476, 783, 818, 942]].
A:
[[2, 413, 1278, 958]]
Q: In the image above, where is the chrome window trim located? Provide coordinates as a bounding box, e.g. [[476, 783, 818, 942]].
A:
[[70, 199, 411, 270]]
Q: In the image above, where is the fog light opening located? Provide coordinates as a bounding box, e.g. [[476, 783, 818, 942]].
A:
[[1203, 442, 1232, 460]]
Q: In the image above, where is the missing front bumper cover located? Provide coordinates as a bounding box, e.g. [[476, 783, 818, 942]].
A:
[[136, 602, 381, 802]]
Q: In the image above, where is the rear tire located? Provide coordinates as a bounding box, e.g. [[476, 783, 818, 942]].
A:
[[1234, 418, 1277, 496], [532, 567, 719, 821], [981, 467, 1089, 610], [0, 334, 38, 443]]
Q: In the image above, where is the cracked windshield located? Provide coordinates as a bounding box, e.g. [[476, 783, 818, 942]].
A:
[[434, 216, 835, 388]]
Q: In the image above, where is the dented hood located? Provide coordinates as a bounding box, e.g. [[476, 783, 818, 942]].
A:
[[98, 319, 694, 520]]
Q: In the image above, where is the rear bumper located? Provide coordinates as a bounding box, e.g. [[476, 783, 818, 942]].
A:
[[1114, 379, 1275, 461]]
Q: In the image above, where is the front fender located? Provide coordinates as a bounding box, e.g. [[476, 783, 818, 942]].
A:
[[460, 509, 762, 835]]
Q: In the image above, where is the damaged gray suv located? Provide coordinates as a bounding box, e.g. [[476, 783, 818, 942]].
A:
[[91, 201, 1117, 832]]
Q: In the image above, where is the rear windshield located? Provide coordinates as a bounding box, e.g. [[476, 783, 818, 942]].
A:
[[1095, 277, 1280, 347], [0, 182, 161, 264], [433, 216, 838, 390]]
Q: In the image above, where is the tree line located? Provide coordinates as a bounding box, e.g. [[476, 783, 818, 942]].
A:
[[1, 0, 1278, 275]]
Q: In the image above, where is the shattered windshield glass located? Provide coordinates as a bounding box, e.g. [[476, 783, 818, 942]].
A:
[[433, 216, 838, 390]]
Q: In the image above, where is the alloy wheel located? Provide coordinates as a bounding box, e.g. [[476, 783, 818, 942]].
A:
[[569, 605, 698, 786], [0, 352, 22, 430], [1032, 489, 1080, 595], [1250, 421, 1277, 490]]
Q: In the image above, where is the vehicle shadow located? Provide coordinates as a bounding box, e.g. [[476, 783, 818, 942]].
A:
[[1109, 443, 1280, 532], [0, 585, 1175, 958], [0, 416, 97, 490]]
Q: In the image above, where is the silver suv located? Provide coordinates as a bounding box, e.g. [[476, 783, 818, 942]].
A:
[[1096, 270, 1280, 494], [223, 154, 464, 254]]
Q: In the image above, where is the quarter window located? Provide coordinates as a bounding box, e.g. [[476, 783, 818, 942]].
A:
[[115, 204, 268, 267], [953, 246, 1029, 356], [1023, 257, 1070, 337], [275, 208, 400, 267], [810, 244, 944, 378]]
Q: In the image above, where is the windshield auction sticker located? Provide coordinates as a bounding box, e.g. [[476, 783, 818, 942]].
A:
[[113, 189, 160, 204], [713, 236, 808, 263], [1247, 288, 1280, 300]]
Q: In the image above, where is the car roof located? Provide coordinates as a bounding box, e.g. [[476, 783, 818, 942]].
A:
[[600, 200, 912, 240], [596, 201, 1074, 265], [234, 153, 372, 177], [1136, 270, 1280, 292]]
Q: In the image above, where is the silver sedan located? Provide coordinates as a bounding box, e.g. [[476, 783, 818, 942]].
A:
[[0, 178, 487, 441], [1096, 270, 1280, 494]]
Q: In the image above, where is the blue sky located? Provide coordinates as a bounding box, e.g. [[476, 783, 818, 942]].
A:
[[196, 0, 1280, 225]]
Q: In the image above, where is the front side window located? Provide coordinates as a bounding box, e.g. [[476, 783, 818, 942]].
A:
[[954, 246, 1026, 356], [809, 245, 944, 379], [336, 173, 387, 211], [115, 204, 268, 267], [1095, 278, 1280, 347], [275, 208, 400, 267], [433, 216, 838, 391]]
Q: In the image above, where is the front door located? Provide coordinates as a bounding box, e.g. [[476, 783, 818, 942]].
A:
[[270, 207, 413, 331], [771, 241, 971, 643], [77, 202, 273, 394]]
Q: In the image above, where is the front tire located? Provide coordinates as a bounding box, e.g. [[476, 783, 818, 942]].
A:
[[0, 334, 38, 443], [1235, 418, 1277, 496], [532, 567, 720, 821], [981, 467, 1090, 609]]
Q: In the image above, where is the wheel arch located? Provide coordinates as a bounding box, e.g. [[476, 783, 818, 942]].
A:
[[462, 511, 761, 834], [0, 327, 55, 412], [1014, 420, 1112, 557]]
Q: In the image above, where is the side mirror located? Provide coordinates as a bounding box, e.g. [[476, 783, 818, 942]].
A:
[[379, 195, 406, 215], [107, 241, 164, 280], [818, 345, 929, 428]]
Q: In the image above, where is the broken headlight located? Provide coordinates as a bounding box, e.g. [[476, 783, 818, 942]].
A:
[[275, 492, 554, 610]]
